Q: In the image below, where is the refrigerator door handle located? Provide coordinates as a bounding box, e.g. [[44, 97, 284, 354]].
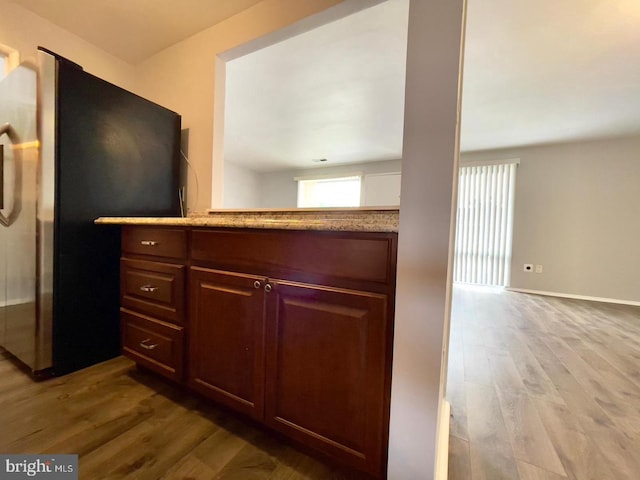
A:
[[0, 122, 21, 227]]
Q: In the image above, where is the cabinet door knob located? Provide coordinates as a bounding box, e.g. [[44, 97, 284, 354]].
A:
[[139, 338, 158, 350], [264, 283, 272, 293], [139, 285, 158, 293], [253, 280, 262, 289], [140, 240, 158, 246]]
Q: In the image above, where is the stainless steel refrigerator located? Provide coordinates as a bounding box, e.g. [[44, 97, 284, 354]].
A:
[[0, 48, 183, 376]]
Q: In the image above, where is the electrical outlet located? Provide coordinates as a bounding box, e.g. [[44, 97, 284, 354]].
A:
[[523, 264, 533, 272], [535, 265, 543, 273]]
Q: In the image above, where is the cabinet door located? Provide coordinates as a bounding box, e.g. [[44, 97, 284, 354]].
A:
[[189, 267, 266, 419], [265, 280, 389, 476]]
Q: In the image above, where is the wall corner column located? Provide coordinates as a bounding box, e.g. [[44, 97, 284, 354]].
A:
[[388, 0, 466, 478]]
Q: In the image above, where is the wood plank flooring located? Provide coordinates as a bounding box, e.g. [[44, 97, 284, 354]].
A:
[[447, 286, 640, 480], [0, 351, 366, 479], [4, 287, 639, 479]]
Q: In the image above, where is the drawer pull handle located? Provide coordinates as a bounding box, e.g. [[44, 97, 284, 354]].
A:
[[139, 285, 158, 293], [264, 283, 272, 293], [253, 280, 261, 289], [139, 339, 158, 350], [140, 240, 158, 246]]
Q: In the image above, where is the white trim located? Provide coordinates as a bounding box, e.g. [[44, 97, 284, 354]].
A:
[[505, 287, 640, 307], [434, 399, 451, 480], [0, 297, 35, 308], [211, 55, 226, 208], [460, 158, 520, 168], [363, 171, 401, 178], [218, 0, 386, 62], [294, 172, 363, 182]]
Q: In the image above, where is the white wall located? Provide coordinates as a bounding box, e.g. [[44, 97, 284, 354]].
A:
[[259, 170, 298, 208], [462, 134, 640, 303], [363, 172, 402, 206], [132, 0, 343, 213], [0, 1, 136, 90], [259, 159, 401, 208], [388, 0, 465, 479], [223, 162, 261, 208]]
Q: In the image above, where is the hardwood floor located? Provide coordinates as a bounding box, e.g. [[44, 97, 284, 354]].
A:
[[4, 287, 639, 479], [447, 285, 640, 480], [0, 351, 367, 479]]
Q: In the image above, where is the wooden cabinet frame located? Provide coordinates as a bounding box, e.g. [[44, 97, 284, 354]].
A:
[[119, 225, 397, 478]]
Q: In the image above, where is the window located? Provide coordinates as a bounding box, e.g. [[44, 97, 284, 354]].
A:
[[297, 175, 362, 208], [453, 160, 518, 286]]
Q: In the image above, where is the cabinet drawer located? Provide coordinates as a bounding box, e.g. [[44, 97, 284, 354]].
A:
[[121, 308, 184, 381], [122, 226, 187, 259], [191, 229, 396, 290], [121, 258, 185, 324]]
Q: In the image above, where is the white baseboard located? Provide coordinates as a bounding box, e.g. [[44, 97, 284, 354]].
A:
[[505, 287, 640, 307], [435, 399, 451, 480], [0, 297, 35, 308]]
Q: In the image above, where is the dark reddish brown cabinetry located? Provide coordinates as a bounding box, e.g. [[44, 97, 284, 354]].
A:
[[264, 280, 389, 475], [120, 225, 397, 478], [189, 229, 396, 477], [189, 267, 266, 420], [120, 227, 187, 382]]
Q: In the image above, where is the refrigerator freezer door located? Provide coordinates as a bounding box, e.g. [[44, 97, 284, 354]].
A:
[[0, 63, 38, 369]]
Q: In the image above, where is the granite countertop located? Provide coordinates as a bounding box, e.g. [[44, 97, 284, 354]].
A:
[[95, 207, 399, 233]]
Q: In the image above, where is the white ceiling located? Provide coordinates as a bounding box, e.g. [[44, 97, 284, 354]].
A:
[[463, 0, 640, 152], [9, 0, 264, 63], [225, 0, 640, 171], [10, 0, 640, 169], [224, 0, 409, 172]]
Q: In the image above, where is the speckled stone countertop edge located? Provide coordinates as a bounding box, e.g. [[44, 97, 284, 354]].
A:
[[94, 210, 399, 233]]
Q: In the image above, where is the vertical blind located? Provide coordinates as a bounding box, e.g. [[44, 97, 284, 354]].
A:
[[454, 161, 517, 286]]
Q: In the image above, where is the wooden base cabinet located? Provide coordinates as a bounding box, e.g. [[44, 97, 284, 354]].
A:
[[120, 226, 396, 478], [265, 280, 388, 476]]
